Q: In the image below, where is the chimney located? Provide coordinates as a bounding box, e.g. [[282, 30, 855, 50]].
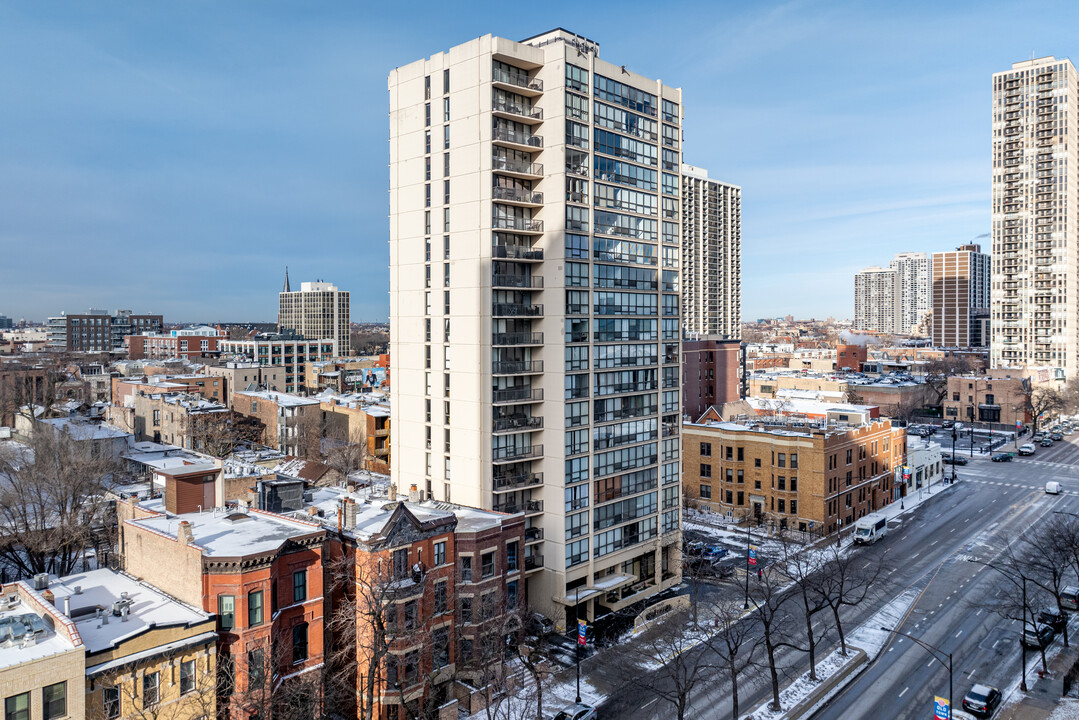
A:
[[63, 595, 70, 617], [177, 521, 194, 546], [343, 498, 358, 530], [346, 482, 357, 493], [409, 484, 420, 503], [388, 484, 397, 501]]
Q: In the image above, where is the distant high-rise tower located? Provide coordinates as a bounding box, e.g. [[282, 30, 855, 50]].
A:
[[932, 244, 991, 348], [278, 281, 350, 356], [389, 29, 684, 626], [854, 267, 901, 334], [992, 56, 1078, 376], [889, 252, 931, 335], [681, 164, 741, 339]]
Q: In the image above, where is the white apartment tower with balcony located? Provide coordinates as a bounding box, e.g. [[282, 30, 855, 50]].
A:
[[278, 278, 351, 356], [681, 164, 741, 339], [889, 252, 932, 335], [854, 266, 902, 334], [992, 56, 1078, 377], [389, 30, 684, 626]]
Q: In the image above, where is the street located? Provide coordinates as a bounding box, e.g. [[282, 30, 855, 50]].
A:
[[593, 436, 1079, 720]]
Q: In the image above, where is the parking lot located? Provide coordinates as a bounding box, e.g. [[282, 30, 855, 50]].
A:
[[907, 422, 1018, 457]]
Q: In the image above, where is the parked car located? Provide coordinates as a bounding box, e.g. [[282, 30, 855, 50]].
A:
[[553, 703, 597, 720], [962, 684, 1002, 718], [1039, 607, 1067, 632], [942, 419, 955, 428], [991, 453, 1013, 462], [1021, 623, 1055, 649], [1052, 433, 1065, 441], [527, 612, 554, 637], [1018, 444, 1036, 456], [1042, 439, 1055, 447]]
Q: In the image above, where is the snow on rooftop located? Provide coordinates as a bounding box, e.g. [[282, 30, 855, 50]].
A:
[[0, 586, 80, 670], [48, 569, 209, 655], [234, 389, 318, 407], [39, 418, 132, 441], [132, 509, 322, 557]]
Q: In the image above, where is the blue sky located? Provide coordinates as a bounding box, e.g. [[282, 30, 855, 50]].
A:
[[1, 0, 1077, 324]]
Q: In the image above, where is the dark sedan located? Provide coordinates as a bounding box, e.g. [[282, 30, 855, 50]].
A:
[[991, 453, 1013, 462], [962, 684, 1002, 717]]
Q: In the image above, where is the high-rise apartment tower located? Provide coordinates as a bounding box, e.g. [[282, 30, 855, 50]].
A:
[[389, 30, 684, 626], [681, 164, 741, 339], [278, 279, 351, 356], [932, 244, 991, 348], [889, 252, 932, 335], [991, 56, 1078, 376], [854, 267, 901, 334]]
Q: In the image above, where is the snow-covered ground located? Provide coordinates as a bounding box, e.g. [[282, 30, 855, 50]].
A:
[[1048, 699, 1079, 720]]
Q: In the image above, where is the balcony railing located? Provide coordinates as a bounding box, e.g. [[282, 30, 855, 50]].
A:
[[492, 445, 543, 462], [493, 274, 543, 289], [492, 67, 542, 93], [494, 471, 543, 492], [493, 243, 543, 261], [492, 360, 543, 375], [493, 415, 543, 432], [492, 387, 543, 404], [493, 99, 543, 121], [524, 555, 544, 571], [493, 128, 543, 148], [525, 526, 544, 542], [493, 216, 544, 233], [493, 155, 544, 176], [525, 500, 543, 514], [493, 186, 544, 205], [492, 332, 543, 346], [492, 303, 543, 318]]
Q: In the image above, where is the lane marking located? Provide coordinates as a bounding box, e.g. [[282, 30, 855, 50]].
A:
[[899, 686, 909, 698]]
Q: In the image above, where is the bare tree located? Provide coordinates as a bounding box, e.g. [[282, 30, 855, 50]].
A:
[[86, 647, 217, 720], [1027, 386, 1063, 436], [0, 427, 125, 580], [699, 599, 759, 720], [973, 545, 1051, 675], [630, 607, 719, 720], [321, 419, 375, 481], [781, 539, 831, 681], [1024, 517, 1078, 648], [814, 542, 884, 657], [748, 562, 802, 711], [185, 410, 264, 458]]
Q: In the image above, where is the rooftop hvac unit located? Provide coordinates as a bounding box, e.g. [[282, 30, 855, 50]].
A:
[[32, 574, 49, 591]]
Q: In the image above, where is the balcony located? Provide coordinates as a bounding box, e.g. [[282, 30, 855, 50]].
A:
[[492, 445, 543, 463], [524, 555, 544, 572], [493, 99, 543, 124], [492, 387, 543, 404], [493, 415, 543, 433], [492, 303, 543, 318], [492, 332, 543, 346], [525, 500, 543, 515], [493, 216, 544, 234], [525, 526, 544, 543], [493, 273, 543, 289], [492, 67, 543, 96], [492, 360, 543, 375], [493, 243, 543, 261], [493, 127, 543, 151], [493, 155, 544, 179], [493, 471, 543, 492], [493, 186, 544, 207]]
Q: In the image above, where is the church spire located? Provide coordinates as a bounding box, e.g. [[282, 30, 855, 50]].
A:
[[283, 266, 291, 293]]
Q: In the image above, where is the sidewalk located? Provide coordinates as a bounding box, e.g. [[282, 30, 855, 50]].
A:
[[1000, 641, 1079, 720]]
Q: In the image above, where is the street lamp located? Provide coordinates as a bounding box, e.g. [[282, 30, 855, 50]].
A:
[[950, 425, 958, 483], [743, 522, 752, 610], [574, 586, 582, 703], [967, 558, 1029, 692], [881, 626, 952, 718]]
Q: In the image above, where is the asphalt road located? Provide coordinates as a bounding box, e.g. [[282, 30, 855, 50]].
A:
[[594, 437, 1079, 720]]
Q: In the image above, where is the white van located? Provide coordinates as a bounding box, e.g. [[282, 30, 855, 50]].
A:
[[1046, 481, 1062, 495], [853, 514, 888, 545], [1061, 586, 1079, 611]]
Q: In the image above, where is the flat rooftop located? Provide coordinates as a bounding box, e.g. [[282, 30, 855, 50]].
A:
[[132, 508, 322, 557]]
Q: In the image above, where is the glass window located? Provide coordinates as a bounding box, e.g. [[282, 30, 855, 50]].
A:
[[180, 659, 196, 694], [248, 590, 263, 627], [460, 596, 472, 624], [460, 555, 472, 582], [507, 541, 519, 572], [293, 623, 309, 663], [434, 540, 446, 566], [4, 693, 28, 720], [218, 594, 235, 630], [293, 570, 307, 603], [249, 647, 266, 688], [507, 580, 519, 609], [565, 483, 589, 511], [481, 551, 495, 578], [103, 687, 120, 719], [143, 672, 160, 707], [435, 581, 447, 613], [567, 539, 588, 567], [42, 683, 65, 720]]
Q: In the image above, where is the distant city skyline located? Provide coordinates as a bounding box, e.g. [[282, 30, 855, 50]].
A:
[[2, 1, 1078, 322]]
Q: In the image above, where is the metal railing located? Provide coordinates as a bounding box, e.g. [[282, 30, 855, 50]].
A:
[[493, 216, 543, 232], [493, 416, 543, 432], [493, 472, 543, 491], [493, 128, 543, 148], [493, 155, 544, 176], [493, 99, 543, 121], [491, 360, 543, 374], [492, 387, 543, 404], [492, 274, 543, 289], [492, 445, 543, 462], [493, 186, 544, 204], [492, 303, 543, 317], [492, 67, 542, 92], [492, 244, 543, 261], [492, 332, 544, 346]]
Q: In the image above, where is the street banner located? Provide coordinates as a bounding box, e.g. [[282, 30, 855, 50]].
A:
[[578, 619, 587, 646], [748, 545, 758, 567], [933, 696, 950, 719]]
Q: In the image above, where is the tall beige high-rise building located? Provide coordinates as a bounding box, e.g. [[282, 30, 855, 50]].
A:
[[889, 252, 932, 335], [992, 56, 1078, 376], [681, 164, 741, 339], [932, 244, 991, 348], [854, 266, 901, 334], [278, 274, 351, 356], [389, 30, 684, 626]]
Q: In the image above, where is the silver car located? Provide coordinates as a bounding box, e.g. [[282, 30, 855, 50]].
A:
[[553, 704, 597, 720]]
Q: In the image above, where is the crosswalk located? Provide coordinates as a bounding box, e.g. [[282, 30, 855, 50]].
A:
[[965, 477, 1079, 494], [1016, 459, 1079, 473]]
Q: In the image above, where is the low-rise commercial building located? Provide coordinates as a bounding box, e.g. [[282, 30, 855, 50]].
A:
[[942, 372, 1032, 428], [219, 335, 334, 393], [683, 409, 905, 535], [900, 439, 944, 493], [126, 325, 222, 361]]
